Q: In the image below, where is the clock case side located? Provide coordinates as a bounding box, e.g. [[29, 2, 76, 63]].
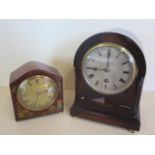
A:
[[70, 32, 146, 131], [10, 61, 63, 121]]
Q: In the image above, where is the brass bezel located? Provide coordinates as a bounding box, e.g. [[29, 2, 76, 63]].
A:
[[81, 42, 138, 95], [17, 75, 58, 111]]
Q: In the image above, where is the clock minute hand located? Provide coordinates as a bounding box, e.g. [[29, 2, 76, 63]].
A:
[[105, 49, 111, 72], [34, 93, 39, 106], [34, 90, 48, 106]]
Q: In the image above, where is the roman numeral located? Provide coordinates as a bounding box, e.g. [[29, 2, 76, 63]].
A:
[[107, 49, 111, 58], [23, 99, 28, 104], [123, 71, 130, 74], [88, 74, 94, 79], [97, 51, 102, 56], [90, 58, 95, 62], [113, 84, 117, 89], [104, 79, 109, 83], [119, 78, 126, 84], [47, 83, 52, 87], [116, 52, 121, 58], [48, 96, 53, 100], [36, 79, 39, 84], [122, 61, 129, 65], [31, 102, 36, 106], [28, 81, 32, 86], [104, 84, 107, 89], [95, 80, 99, 86]]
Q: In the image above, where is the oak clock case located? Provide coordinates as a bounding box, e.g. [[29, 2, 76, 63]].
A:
[[70, 32, 146, 131], [10, 61, 63, 121]]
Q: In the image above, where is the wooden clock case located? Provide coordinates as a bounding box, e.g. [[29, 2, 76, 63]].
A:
[[70, 32, 146, 131], [10, 61, 63, 121]]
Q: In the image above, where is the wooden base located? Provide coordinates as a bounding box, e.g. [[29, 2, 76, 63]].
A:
[[70, 105, 140, 131]]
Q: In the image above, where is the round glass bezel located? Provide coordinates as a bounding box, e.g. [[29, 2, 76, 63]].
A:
[[81, 43, 138, 95], [17, 75, 58, 111]]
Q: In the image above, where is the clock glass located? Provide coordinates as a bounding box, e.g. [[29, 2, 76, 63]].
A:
[[82, 43, 138, 95], [17, 75, 58, 111]]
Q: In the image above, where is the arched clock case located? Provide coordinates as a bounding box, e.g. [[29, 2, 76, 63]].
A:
[[10, 61, 63, 121], [70, 32, 146, 131]]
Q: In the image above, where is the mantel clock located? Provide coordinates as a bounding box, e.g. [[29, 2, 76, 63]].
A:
[[70, 32, 146, 131], [10, 61, 63, 121]]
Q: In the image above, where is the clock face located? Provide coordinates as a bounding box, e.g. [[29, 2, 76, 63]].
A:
[[17, 75, 58, 111], [82, 43, 137, 95]]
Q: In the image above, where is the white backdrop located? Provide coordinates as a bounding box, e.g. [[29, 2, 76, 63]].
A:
[[0, 19, 154, 90]]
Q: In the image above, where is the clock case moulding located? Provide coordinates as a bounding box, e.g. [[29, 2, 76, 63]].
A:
[[10, 61, 63, 121], [70, 32, 146, 131]]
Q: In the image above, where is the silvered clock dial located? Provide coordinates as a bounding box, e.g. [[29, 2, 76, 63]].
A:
[[82, 43, 137, 95]]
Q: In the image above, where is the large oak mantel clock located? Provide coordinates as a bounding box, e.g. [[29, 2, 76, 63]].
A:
[[70, 32, 146, 131], [10, 61, 63, 121]]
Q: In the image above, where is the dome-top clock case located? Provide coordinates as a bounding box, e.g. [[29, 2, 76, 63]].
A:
[[70, 32, 146, 131], [10, 61, 63, 121]]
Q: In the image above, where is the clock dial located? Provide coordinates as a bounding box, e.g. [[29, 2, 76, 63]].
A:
[[82, 43, 137, 95], [17, 75, 58, 111]]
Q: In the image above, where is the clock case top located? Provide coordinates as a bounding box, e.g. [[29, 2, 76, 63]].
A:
[[70, 32, 146, 131], [10, 61, 63, 121]]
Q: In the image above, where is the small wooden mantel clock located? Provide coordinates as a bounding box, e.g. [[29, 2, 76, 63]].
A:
[[10, 61, 63, 121], [70, 32, 146, 131]]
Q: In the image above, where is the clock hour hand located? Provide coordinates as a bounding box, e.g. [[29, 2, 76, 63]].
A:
[[98, 68, 107, 71], [37, 90, 48, 95], [87, 66, 107, 72], [87, 67, 98, 71]]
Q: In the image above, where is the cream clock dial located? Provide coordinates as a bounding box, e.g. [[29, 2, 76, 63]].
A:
[[82, 43, 137, 95], [17, 75, 58, 111]]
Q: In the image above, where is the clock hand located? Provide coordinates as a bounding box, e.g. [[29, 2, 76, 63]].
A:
[[34, 93, 39, 106], [87, 67, 98, 71], [105, 49, 111, 72], [98, 68, 107, 71], [37, 90, 48, 95], [34, 90, 47, 106], [87, 67, 107, 72], [33, 90, 48, 107]]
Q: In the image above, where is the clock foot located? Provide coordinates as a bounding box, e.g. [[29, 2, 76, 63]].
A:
[[128, 130, 136, 133]]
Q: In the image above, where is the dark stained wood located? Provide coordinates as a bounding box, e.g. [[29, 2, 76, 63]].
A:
[[10, 61, 63, 121], [70, 105, 140, 131], [70, 32, 146, 131]]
